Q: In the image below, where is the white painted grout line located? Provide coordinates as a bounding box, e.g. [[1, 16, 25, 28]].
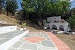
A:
[[19, 40, 24, 43], [0, 30, 29, 50], [17, 42, 25, 50], [46, 32, 58, 50]]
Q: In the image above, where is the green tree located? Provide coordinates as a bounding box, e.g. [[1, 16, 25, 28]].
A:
[[5, 0, 18, 16], [70, 8, 75, 16], [21, 0, 70, 26], [0, 0, 5, 13], [68, 15, 75, 31]]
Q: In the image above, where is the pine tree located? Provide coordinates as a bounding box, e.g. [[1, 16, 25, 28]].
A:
[[5, 0, 18, 16]]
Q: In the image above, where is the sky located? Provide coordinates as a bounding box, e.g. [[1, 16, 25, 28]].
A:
[[17, 0, 22, 10], [17, 0, 75, 10], [70, 0, 75, 9]]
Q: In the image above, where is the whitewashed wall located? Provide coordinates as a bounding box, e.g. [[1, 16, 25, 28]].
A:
[[45, 23, 69, 32], [47, 16, 61, 22], [0, 26, 17, 34]]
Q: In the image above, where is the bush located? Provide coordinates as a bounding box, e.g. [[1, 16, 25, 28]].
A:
[[67, 15, 75, 31], [21, 23, 26, 28]]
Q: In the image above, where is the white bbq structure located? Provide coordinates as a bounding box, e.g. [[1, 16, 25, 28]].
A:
[[43, 16, 69, 32]]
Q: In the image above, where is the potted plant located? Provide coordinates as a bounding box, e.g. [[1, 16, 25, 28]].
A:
[[21, 22, 26, 30]]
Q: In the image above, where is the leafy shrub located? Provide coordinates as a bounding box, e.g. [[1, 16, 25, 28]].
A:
[[67, 15, 75, 31], [22, 23, 26, 28]]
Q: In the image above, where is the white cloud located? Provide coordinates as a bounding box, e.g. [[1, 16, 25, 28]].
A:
[[61, 0, 74, 2], [70, 0, 74, 2]]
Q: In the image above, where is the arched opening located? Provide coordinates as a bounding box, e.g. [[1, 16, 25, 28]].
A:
[[47, 24, 50, 29], [59, 25, 64, 31], [51, 25, 57, 30]]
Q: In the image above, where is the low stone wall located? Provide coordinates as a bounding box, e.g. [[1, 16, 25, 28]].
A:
[[0, 26, 17, 34]]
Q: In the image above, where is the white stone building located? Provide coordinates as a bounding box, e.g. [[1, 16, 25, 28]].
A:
[[43, 16, 70, 32]]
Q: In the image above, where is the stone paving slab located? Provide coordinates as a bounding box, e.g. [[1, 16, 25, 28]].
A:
[[7, 32, 57, 50], [0, 30, 24, 45]]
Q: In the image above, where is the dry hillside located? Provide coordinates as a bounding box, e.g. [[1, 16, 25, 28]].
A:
[[0, 14, 21, 26], [0, 14, 44, 32]]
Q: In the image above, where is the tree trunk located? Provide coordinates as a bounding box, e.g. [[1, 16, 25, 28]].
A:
[[0, 10, 1, 14], [71, 26, 75, 32], [7, 11, 8, 16]]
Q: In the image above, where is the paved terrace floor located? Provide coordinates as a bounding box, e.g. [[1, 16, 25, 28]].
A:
[[0, 30, 24, 45], [7, 32, 71, 50]]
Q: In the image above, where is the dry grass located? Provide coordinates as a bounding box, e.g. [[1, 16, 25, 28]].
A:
[[55, 34, 75, 50], [0, 14, 44, 32], [0, 14, 21, 26], [26, 26, 45, 32]]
